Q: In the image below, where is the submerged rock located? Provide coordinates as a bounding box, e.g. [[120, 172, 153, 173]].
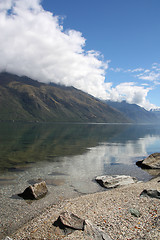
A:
[[136, 153, 160, 169], [18, 181, 48, 200], [95, 175, 137, 189], [140, 189, 160, 199]]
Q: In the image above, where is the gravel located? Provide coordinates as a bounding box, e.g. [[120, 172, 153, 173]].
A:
[[7, 176, 160, 240]]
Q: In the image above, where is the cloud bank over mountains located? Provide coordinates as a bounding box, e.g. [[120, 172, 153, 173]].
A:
[[0, 0, 109, 99], [0, 0, 157, 109]]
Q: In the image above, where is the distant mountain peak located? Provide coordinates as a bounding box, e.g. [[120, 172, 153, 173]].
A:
[[150, 107, 160, 112], [106, 100, 159, 123]]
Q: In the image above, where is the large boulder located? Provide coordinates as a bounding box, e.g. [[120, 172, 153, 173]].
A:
[[136, 153, 160, 169], [95, 175, 137, 189], [18, 181, 48, 200]]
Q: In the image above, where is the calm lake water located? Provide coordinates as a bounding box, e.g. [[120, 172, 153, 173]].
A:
[[0, 122, 160, 237]]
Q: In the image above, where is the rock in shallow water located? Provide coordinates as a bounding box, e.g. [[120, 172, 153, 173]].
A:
[[136, 153, 160, 169], [95, 175, 137, 189], [18, 181, 48, 200]]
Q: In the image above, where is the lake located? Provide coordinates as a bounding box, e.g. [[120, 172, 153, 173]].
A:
[[0, 122, 160, 238]]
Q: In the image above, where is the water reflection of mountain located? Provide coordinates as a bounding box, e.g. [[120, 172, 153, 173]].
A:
[[0, 123, 160, 172], [0, 123, 127, 171], [108, 124, 160, 143]]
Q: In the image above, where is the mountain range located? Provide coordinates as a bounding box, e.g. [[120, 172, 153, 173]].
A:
[[106, 100, 159, 123], [0, 72, 159, 124], [0, 72, 129, 123], [150, 108, 160, 121]]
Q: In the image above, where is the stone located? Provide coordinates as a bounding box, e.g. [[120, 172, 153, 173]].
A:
[[136, 153, 160, 169], [4, 237, 13, 240], [95, 175, 137, 189], [84, 220, 112, 240], [140, 189, 160, 199], [18, 181, 48, 200], [129, 208, 141, 217], [54, 211, 85, 231], [53, 213, 112, 239]]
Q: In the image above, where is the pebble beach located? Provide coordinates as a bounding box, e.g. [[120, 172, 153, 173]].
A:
[[8, 176, 160, 240]]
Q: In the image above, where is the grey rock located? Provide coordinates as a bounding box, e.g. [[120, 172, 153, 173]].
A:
[[84, 220, 112, 240], [4, 237, 13, 240], [136, 153, 160, 169], [18, 181, 48, 200], [54, 213, 112, 239], [129, 208, 141, 217], [95, 175, 137, 189], [54, 211, 85, 230], [140, 189, 160, 199]]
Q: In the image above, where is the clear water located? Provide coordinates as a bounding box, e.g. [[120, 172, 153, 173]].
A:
[[0, 122, 160, 237]]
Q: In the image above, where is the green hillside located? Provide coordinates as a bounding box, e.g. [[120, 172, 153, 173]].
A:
[[0, 72, 129, 123]]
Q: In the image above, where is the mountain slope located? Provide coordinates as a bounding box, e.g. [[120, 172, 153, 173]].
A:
[[150, 109, 160, 121], [106, 100, 158, 123], [0, 72, 129, 123]]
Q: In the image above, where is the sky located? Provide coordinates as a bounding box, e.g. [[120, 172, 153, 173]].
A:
[[0, 0, 160, 110]]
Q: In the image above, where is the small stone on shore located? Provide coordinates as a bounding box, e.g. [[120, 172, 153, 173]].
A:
[[18, 181, 48, 200], [140, 189, 160, 199], [129, 208, 141, 217], [54, 211, 85, 231]]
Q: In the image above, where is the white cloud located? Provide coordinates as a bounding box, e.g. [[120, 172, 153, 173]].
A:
[[141, 83, 149, 86], [105, 82, 155, 110], [137, 71, 160, 82], [0, 0, 12, 11], [0, 0, 157, 110], [152, 62, 160, 70], [110, 67, 123, 72], [0, 0, 109, 99], [130, 68, 144, 73], [110, 67, 144, 73], [125, 68, 144, 73], [135, 63, 160, 83]]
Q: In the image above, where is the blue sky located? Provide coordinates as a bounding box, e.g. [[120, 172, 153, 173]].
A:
[[0, 0, 159, 109], [42, 0, 160, 109]]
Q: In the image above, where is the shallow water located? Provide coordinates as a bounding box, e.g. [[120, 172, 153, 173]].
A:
[[0, 122, 160, 238]]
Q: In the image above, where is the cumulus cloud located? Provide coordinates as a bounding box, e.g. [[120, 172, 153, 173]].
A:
[[105, 82, 155, 110], [0, 0, 109, 99], [0, 0, 157, 109]]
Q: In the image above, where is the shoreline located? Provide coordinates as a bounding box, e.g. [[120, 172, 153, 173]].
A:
[[8, 176, 160, 240]]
